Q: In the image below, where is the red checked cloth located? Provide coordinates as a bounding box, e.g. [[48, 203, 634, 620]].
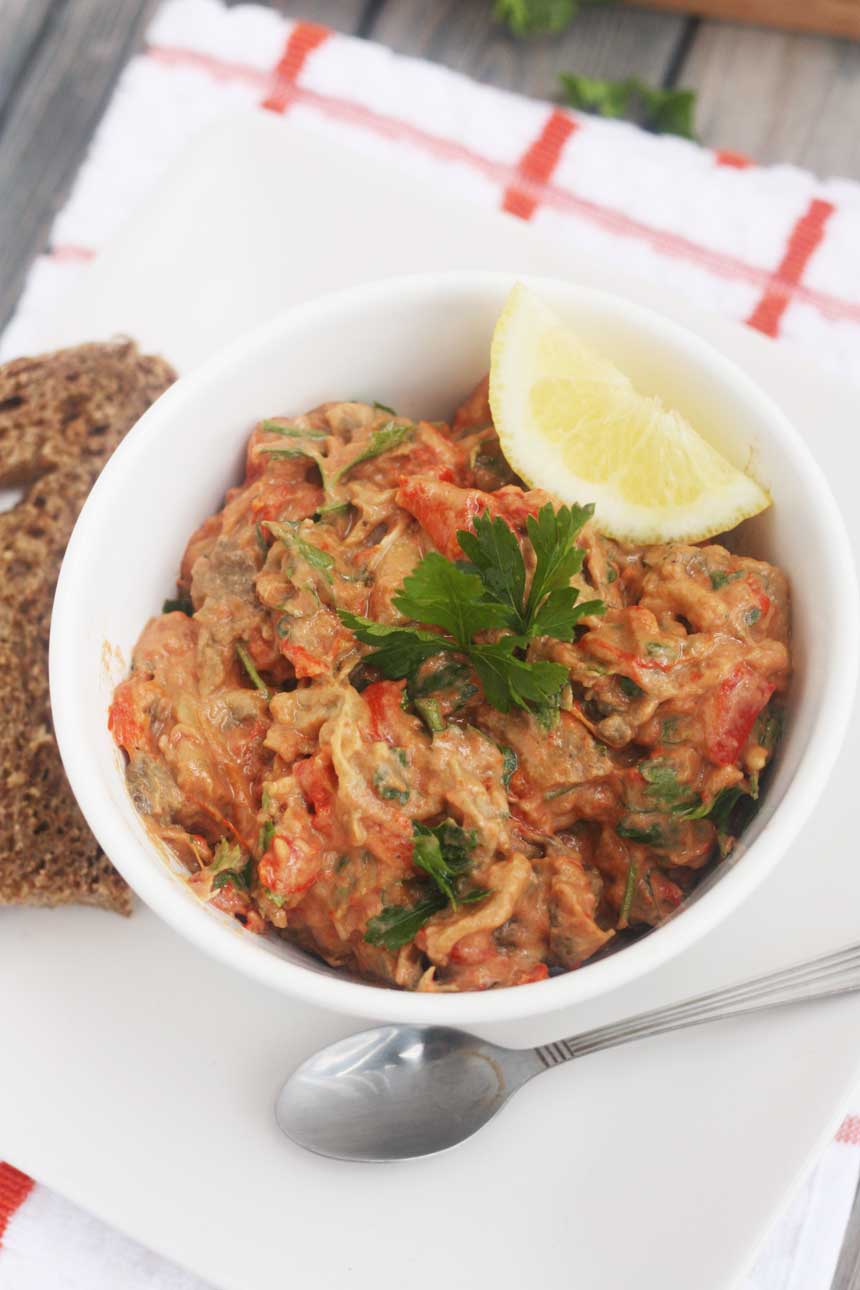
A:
[[1, 1, 859, 1286]]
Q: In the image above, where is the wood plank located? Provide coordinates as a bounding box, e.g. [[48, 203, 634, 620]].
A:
[[626, 0, 860, 41], [0, 0, 55, 118], [0, 0, 162, 335], [680, 20, 860, 177], [365, 0, 689, 97], [224, 0, 368, 33]]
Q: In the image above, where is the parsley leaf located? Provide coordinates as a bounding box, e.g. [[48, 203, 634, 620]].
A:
[[559, 73, 632, 120], [526, 502, 593, 617], [364, 893, 447, 950], [560, 74, 697, 140], [457, 504, 601, 642], [412, 827, 458, 905], [494, 0, 582, 36], [335, 420, 415, 483], [427, 819, 478, 869], [530, 587, 604, 641], [458, 510, 526, 630], [639, 84, 696, 140], [338, 612, 455, 676], [470, 640, 568, 714], [394, 553, 510, 645]]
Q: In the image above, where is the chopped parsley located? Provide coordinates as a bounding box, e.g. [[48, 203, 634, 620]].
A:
[[500, 745, 518, 789], [260, 418, 327, 440], [364, 819, 487, 950], [414, 697, 445, 734], [639, 759, 700, 815], [373, 756, 411, 804], [755, 706, 783, 753], [408, 659, 472, 698], [619, 859, 637, 925], [617, 820, 667, 846], [709, 569, 744, 590], [162, 592, 193, 616], [364, 893, 447, 950], [265, 520, 335, 584], [335, 420, 415, 483], [209, 839, 252, 892]]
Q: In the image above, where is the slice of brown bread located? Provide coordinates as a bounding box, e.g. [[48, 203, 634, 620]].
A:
[[0, 340, 176, 914]]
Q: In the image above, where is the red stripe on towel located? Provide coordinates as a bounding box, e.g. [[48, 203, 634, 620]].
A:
[[262, 22, 331, 114], [747, 198, 835, 336], [836, 1114, 860, 1147], [715, 149, 753, 169], [0, 1163, 35, 1246], [502, 110, 577, 220]]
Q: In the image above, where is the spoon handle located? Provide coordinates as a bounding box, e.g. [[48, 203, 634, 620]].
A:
[[534, 941, 860, 1068]]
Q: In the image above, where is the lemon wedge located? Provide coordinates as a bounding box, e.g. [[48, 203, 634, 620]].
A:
[[489, 284, 770, 543]]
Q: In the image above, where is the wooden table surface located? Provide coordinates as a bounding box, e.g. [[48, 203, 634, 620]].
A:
[[1, 0, 860, 337]]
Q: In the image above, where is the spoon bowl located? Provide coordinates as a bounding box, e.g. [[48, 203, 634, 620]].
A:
[[275, 1025, 540, 1162]]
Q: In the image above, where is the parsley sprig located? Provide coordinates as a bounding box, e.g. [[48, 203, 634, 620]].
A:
[[340, 503, 604, 715], [560, 74, 696, 140], [493, 0, 604, 36]]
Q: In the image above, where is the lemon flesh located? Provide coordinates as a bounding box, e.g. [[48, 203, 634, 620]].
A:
[[489, 285, 770, 544]]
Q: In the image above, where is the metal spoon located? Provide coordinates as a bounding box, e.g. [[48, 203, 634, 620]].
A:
[[275, 942, 860, 1162]]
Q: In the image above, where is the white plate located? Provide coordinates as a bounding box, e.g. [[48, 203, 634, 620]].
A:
[[3, 112, 860, 1290]]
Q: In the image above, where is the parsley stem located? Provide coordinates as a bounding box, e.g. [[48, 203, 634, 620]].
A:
[[619, 859, 637, 927], [236, 643, 270, 701], [414, 697, 445, 733]]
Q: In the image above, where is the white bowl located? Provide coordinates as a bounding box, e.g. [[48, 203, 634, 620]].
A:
[[51, 272, 858, 1025]]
